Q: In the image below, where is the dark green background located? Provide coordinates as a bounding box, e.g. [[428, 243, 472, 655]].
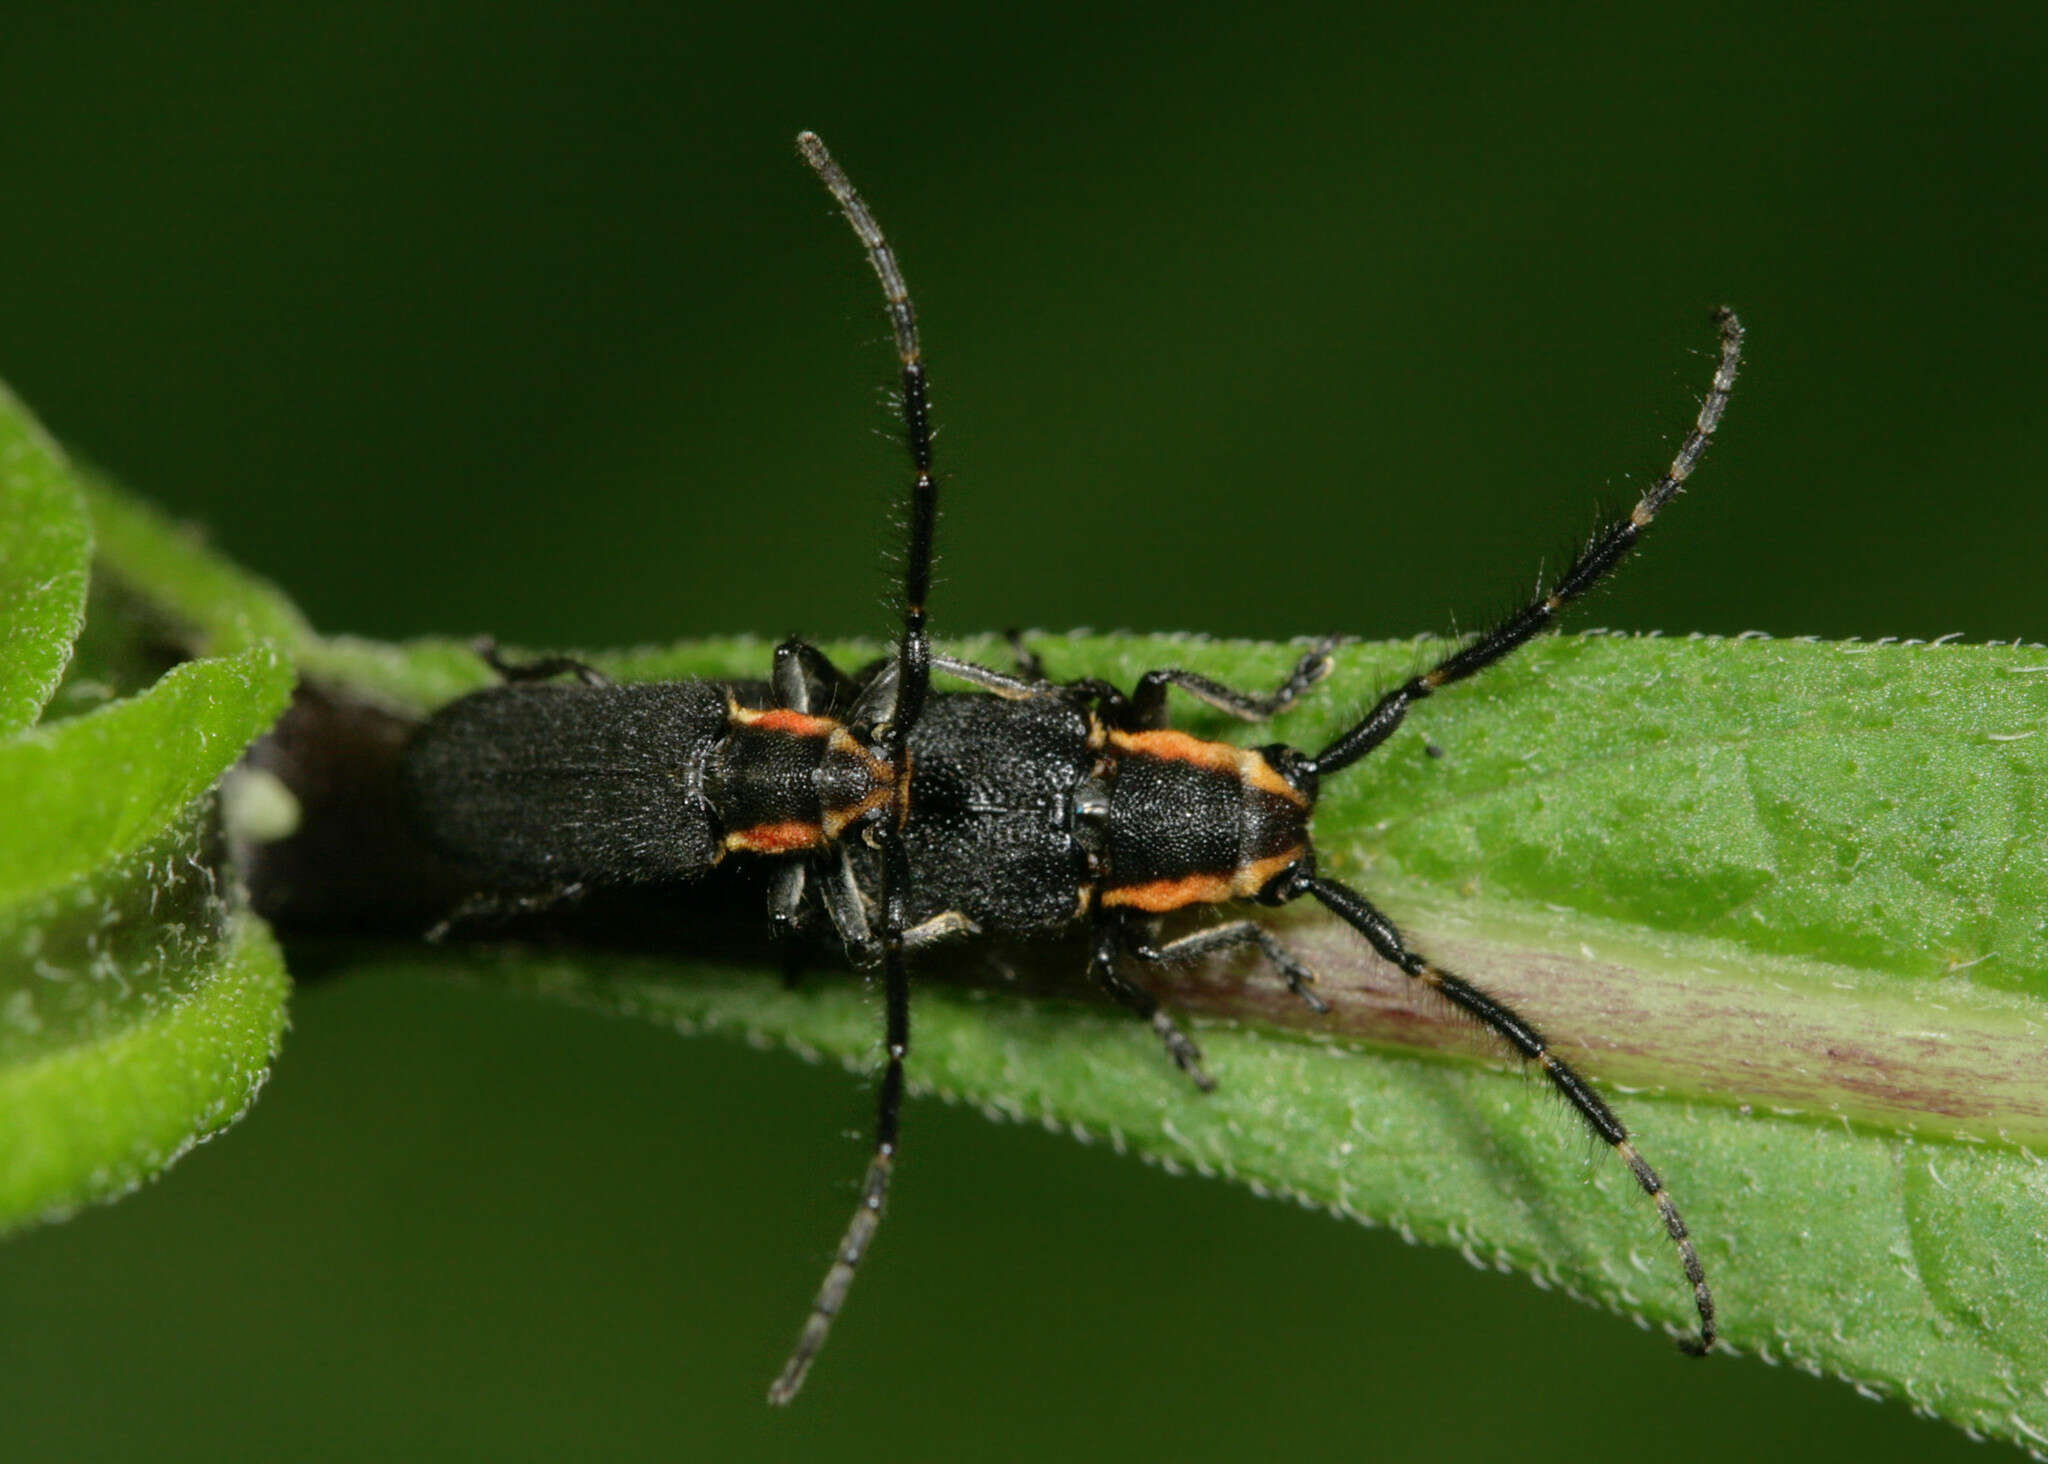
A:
[[2, 5, 2041, 1460]]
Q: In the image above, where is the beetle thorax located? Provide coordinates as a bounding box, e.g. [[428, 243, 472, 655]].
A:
[[1098, 729, 1312, 913]]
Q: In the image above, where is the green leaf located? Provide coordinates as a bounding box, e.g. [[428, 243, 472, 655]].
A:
[[317, 628, 2048, 1454], [0, 644, 293, 907], [0, 382, 300, 1232], [0, 627, 293, 1232], [0, 814, 290, 1231], [0, 381, 92, 734]]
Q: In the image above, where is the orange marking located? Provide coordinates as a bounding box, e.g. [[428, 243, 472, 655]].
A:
[[1229, 849, 1305, 899], [821, 785, 892, 839], [726, 820, 827, 854], [1111, 728, 1242, 774], [827, 727, 897, 783], [1101, 851, 1301, 912], [1239, 751, 1307, 805], [1103, 873, 1236, 913], [819, 729, 896, 838], [1107, 730, 1307, 806], [730, 704, 837, 738]]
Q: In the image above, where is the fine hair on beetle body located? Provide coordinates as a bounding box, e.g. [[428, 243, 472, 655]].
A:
[[395, 131, 1744, 1403]]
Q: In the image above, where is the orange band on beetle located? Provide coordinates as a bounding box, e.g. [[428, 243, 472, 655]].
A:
[[1107, 730, 1306, 805], [1102, 873, 1237, 912], [727, 820, 828, 854], [732, 705, 840, 738], [1102, 849, 1304, 912]]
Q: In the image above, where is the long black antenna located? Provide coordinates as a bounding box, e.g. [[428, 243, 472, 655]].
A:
[[769, 131, 939, 1407], [1287, 308, 1747, 1354], [1312, 309, 1745, 776]]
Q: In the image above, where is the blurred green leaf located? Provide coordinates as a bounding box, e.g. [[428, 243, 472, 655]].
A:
[[0, 383, 91, 735], [0, 644, 293, 907], [0, 672, 293, 1229], [337, 628, 2048, 1454], [0, 831, 290, 1231], [79, 474, 313, 659], [0, 385, 297, 1233]]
